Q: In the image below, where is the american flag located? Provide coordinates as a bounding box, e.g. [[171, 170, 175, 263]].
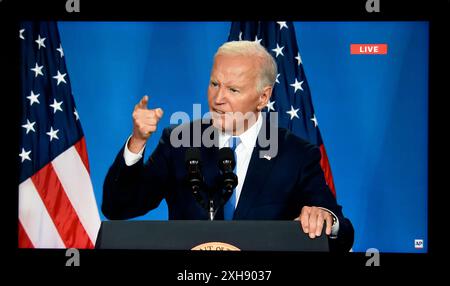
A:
[[19, 22, 100, 248], [228, 21, 336, 197]]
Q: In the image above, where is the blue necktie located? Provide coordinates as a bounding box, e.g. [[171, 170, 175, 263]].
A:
[[224, 136, 240, 220]]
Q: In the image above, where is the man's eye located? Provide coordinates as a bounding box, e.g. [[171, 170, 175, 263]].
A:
[[211, 82, 218, 87], [230, 88, 239, 93]]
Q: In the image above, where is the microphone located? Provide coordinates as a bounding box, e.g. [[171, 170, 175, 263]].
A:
[[185, 148, 206, 210], [217, 147, 238, 206]]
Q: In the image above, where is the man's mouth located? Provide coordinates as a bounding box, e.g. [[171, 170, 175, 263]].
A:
[[213, 108, 226, 115]]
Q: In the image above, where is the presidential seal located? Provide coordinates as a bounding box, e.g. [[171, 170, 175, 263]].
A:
[[191, 242, 241, 251]]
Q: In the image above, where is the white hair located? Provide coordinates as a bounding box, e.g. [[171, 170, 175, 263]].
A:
[[214, 40, 278, 93]]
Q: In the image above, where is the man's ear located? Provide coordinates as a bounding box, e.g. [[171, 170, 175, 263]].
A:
[[257, 86, 273, 111]]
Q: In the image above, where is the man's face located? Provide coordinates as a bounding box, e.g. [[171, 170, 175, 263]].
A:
[[208, 54, 265, 135]]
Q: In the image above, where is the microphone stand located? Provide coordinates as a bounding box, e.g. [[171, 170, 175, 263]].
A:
[[192, 183, 235, 220], [208, 198, 215, 221], [188, 179, 217, 220], [213, 188, 233, 218]]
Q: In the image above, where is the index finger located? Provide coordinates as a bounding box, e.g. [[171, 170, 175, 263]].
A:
[[137, 95, 149, 109], [300, 211, 310, 234]]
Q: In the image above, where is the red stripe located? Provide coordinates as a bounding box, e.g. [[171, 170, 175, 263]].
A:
[[319, 144, 336, 198], [18, 220, 35, 248], [31, 163, 94, 248], [74, 137, 90, 174]]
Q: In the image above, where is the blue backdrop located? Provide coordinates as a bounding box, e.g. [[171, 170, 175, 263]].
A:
[[57, 21, 429, 253]]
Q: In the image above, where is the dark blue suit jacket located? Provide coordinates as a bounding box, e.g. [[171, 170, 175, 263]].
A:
[[102, 118, 354, 251]]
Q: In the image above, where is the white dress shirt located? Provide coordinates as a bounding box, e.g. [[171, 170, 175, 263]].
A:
[[123, 113, 339, 236], [217, 112, 263, 209]]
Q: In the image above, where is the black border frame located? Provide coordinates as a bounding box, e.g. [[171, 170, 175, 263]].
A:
[[2, 0, 448, 276]]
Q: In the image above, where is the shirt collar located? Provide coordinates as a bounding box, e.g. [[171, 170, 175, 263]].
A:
[[218, 112, 263, 149]]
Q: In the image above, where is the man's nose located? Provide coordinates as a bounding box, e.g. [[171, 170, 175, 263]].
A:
[[214, 86, 227, 104]]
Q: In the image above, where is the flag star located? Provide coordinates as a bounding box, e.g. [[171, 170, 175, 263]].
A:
[[275, 73, 280, 84], [50, 98, 63, 113], [74, 108, 79, 120], [254, 35, 262, 44], [53, 70, 67, 85], [27, 91, 40, 106], [277, 21, 288, 30], [30, 63, 44, 77], [286, 105, 300, 120], [19, 29, 25, 40], [272, 43, 284, 57], [290, 78, 304, 93], [46, 127, 60, 141], [35, 34, 46, 49], [56, 44, 64, 58], [311, 114, 318, 127], [266, 100, 275, 112], [22, 119, 36, 134], [19, 148, 32, 163], [239, 31, 243, 41], [295, 52, 302, 66]]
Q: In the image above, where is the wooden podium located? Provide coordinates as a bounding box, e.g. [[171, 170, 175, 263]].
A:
[[95, 220, 329, 251]]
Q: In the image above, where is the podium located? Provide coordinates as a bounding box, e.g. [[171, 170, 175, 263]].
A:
[[95, 220, 329, 251]]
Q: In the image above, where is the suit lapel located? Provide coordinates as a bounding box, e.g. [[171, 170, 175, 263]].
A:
[[233, 115, 278, 219]]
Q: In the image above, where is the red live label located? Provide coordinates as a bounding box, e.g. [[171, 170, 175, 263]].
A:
[[350, 44, 388, 55]]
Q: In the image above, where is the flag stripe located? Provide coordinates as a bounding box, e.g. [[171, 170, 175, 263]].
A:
[[52, 144, 100, 244], [74, 137, 90, 174], [20, 22, 100, 249], [319, 144, 336, 197], [18, 220, 35, 248], [19, 178, 66, 248], [30, 163, 94, 248]]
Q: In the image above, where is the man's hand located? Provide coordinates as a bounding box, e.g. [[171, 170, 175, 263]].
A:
[[295, 206, 333, 239], [128, 95, 164, 153]]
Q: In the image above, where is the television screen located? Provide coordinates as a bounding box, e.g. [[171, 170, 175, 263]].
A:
[[19, 21, 429, 254]]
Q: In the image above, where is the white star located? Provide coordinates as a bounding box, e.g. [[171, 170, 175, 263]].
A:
[[19, 148, 31, 163], [275, 73, 280, 84], [19, 29, 25, 40], [272, 43, 284, 58], [46, 127, 59, 141], [290, 78, 304, 93], [286, 105, 300, 120], [53, 70, 67, 86], [30, 63, 44, 77], [266, 100, 275, 112], [57, 44, 64, 58], [295, 52, 302, 66], [50, 98, 63, 113], [35, 34, 46, 49], [27, 91, 40, 106], [22, 119, 36, 134], [239, 31, 242, 41], [74, 108, 79, 120], [277, 22, 288, 30], [254, 35, 262, 44], [311, 114, 318, 127]]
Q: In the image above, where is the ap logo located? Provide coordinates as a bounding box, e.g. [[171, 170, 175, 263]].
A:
[[414, 239, 424, 249]]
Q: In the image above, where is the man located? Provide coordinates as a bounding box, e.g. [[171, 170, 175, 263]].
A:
[[102, 41, 354, 251]]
